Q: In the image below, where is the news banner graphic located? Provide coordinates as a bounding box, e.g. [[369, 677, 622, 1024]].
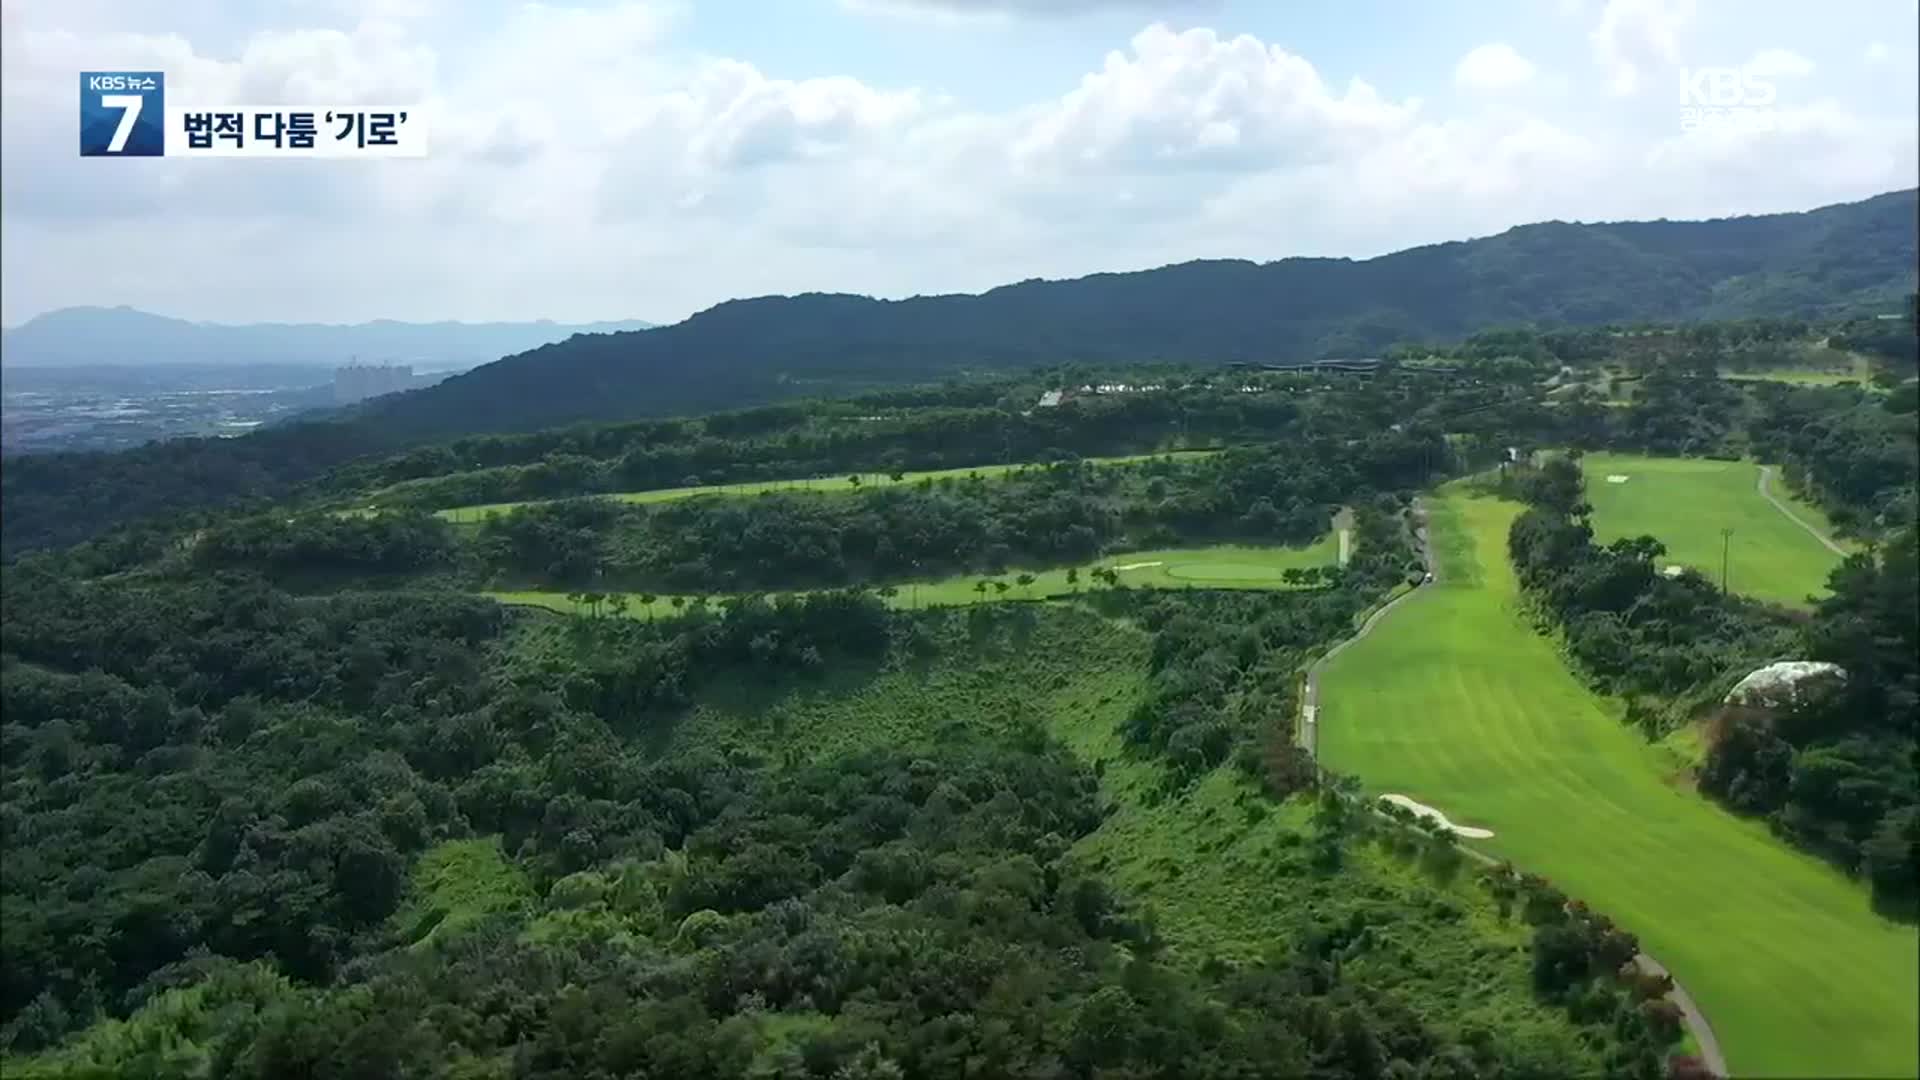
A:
[[80, 71, 427, 158], [79, 71, 164, 156]]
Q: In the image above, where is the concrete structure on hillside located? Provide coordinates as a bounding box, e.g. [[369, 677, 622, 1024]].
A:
[[334, 362, 415, 404]]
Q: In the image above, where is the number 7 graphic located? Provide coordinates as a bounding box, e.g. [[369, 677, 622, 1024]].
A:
[[100, 94, 144, 153]]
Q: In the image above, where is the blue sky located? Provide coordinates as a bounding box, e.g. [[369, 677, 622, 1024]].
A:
[[2, 0, 1915, 326]]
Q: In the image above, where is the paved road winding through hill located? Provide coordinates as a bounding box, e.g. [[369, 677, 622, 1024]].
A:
[[1297, 497, 1730, 1079], [1757, 465, 1849, 557]]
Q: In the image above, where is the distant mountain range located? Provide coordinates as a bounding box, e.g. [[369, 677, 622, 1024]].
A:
[[353, 188, 1917, 439], [0, 308, 656, 370]]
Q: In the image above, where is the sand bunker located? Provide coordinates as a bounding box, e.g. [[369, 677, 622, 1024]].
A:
[[1379, 794, 1495, 839], [1606, 474, 1631, 484], [1111, 561, 1165, 571]]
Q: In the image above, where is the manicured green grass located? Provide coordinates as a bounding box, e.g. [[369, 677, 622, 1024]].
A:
[[657, 605, 1601, 1069], [422, 450, 1221, 521], [1724, 369, 1868, 387], [1317, 490, 1919, 1078], [486, 537, 1341, 615], [1578, 452, 1851, 607], [1722, 351, 1877, 388]]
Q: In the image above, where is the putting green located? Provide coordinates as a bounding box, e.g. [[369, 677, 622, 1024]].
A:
[[1317, 490, 1918, 1078], [1578, 452, 1852, 608]]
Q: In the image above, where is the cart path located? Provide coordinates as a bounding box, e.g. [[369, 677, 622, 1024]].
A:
[[1757, 465, 1848, 557], [1299, 496, 1729, 1078]]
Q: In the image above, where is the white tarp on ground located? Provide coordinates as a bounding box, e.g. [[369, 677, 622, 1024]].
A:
[[1725, 661, 1848, 711]]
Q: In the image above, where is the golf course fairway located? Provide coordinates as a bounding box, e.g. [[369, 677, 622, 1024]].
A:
[[488, 538, 1341, 615], [1578, 453, 1850, 608], [1317, 490, 1919, 1078], [424, 450, 1221, 521]]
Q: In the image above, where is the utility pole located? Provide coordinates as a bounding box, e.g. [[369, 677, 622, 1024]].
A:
[[1720, 527, 1734, 596]]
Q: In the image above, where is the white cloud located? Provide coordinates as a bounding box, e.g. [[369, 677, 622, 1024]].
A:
[[1454, 43, 1537, 92], [842, 0, 1216, 19], [0, 3, 1912, 327], [1744, 47, 1813, 80], [1589, 0, 1694, 96], [293, 0, 440, 18], [1010, 24, 1415, 172], [1648, 99, 1917, 216]]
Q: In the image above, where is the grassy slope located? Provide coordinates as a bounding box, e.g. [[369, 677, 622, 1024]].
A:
[[416, 450, 1222, 521], [486, 537, 1341, 614], [385, 836, 534, 950], [1578, 452, 1850, 608], [1723, 370, 1871, 387], [1722, 349, 1878, 388], [668, 606, 1601, 1072], [1317, 490, 1919, 1078]]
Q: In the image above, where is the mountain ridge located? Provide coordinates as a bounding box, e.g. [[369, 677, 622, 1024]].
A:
[[2, 188, 1914, 559], [349, 188, 1916, 439]]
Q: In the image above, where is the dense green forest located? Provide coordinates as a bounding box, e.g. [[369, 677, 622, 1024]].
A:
[[1504, 456, 1919, 915], [1, 548, 1685, 1077]]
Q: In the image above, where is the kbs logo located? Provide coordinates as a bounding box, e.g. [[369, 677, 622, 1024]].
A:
[[78, 68, 428, 158], [80, 71, 165, 156], [1678, 67, 1777, 134], [1679, 68, 1776, 108]]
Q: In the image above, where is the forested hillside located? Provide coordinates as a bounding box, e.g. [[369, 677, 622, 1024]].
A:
[[4, 313, 1915, 1075], [1, 541, 1675, 1077], [3, 192, 1911, 559], [357, 189, 1916, 439]]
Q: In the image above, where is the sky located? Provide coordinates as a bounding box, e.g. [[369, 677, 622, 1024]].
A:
[[2, 0, 1916, 327]]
